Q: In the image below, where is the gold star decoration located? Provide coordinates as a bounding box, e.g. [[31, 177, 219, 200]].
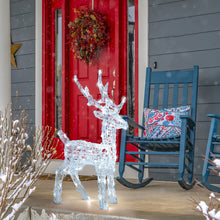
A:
[[11, 40, 22, 69]]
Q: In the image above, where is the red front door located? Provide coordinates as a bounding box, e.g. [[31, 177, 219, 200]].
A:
[[43, 0, 127, 159]]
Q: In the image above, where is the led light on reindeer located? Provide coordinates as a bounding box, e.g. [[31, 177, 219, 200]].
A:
[[53, 70, 128, 210]]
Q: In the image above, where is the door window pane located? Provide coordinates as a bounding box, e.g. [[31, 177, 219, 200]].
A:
[[128, 0, 135, 133], [55, 9, 62, 131]]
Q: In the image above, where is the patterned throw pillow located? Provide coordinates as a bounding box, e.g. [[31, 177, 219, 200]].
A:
[[143, 106, 190, 139]]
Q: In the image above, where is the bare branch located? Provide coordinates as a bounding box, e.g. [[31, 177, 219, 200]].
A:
[[0, 105, 58, 220]]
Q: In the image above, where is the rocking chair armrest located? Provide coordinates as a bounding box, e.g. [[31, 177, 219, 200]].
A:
[[180, 115, 195, 129], [120, 115, 145, 130], [207, 114, 220, 120]]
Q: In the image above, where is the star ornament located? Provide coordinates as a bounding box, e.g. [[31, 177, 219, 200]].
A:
[[11, 41, 22, 69]]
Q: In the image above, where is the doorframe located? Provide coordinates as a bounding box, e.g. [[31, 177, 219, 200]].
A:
[[35, 0, 42, 128], [135, 0, 139, 129], [138, 0, 149, 126], [36, 0, 149, 176], [138, 0, 149, 178]]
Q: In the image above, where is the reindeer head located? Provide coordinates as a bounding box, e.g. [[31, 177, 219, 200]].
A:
[[74, 70, 128, 131]]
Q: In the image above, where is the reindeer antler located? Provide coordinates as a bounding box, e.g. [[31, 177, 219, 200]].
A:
[[97, 70, 126, 111], [117, 96, 126, 111], [74, 70, 126, 112], [74, 75, 102, 109], [97, 70, 111, 104]]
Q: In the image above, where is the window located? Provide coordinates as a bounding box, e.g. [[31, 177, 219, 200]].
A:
[[55, 9, 62, 131]]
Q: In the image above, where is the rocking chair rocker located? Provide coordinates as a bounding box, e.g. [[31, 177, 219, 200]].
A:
[[117, 66, 199, 190], [202, 114, 220, 193]]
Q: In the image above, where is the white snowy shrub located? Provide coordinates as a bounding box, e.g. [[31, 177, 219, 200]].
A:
[[0, 106, 58, 220], [197, 159, 220, 220]]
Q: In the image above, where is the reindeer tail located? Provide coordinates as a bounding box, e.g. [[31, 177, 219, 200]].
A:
[[57, 130, 69, 144]]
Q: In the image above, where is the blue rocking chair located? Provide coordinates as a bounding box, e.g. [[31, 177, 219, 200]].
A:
[[117, 66, 199, 189], [202, 114, 220, 192]]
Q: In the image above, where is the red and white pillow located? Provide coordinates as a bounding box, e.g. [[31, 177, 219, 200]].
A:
[[143, 106, 190, 139]]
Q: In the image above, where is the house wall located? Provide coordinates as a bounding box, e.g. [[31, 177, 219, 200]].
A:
[[10, 0, 35, 144], [148, 0, 220, 182]]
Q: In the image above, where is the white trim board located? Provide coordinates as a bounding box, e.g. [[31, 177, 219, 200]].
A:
[[35, 0, 42, 127]]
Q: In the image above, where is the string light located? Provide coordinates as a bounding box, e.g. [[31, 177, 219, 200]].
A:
[[53, 70, 128, 210]]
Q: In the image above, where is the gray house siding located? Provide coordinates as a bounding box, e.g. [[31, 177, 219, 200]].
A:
[[148, 0, 220, 182], [10, 0, 35, 143]]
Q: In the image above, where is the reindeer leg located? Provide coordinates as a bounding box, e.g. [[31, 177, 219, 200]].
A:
[[107, 167, 117, 204], [53, 165, 66, 204], [70, 172, 90, 200], [97, 170, 108, 210]]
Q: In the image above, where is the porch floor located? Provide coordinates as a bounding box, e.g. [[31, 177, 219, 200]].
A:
[[21, 179, 217, 220]]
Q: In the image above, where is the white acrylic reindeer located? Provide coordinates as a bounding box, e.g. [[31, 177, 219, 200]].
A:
[[53, 70, 128, 210]]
